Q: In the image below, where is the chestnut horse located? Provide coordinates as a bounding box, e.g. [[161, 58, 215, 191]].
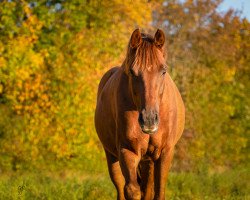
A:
[[95, 29, 185, 200]]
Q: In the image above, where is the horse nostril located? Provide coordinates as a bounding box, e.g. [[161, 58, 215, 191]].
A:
[[139, 113, 144, 125], [155, 113, 159, 124]]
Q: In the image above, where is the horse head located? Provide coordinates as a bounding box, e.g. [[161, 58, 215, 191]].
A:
[[124, 29, 167, 134]]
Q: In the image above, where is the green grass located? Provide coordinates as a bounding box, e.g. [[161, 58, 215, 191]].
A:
[[166, 169, 250, 200], [0, 168, 249, 200]]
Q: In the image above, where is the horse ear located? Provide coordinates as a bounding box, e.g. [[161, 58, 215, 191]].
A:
[[130, 29, 142, 49], [154, 29, 165, 49]]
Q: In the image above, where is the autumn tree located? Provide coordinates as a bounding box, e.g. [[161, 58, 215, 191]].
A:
[[154, 0, 249, 171], [0, 0, 154, 170]]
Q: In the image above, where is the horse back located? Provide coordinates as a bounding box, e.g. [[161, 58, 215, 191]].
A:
[[97, 66, 119, 100], [95, 66, 120, 156]]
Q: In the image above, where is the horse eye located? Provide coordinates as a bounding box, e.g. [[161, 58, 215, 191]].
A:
[[162, 70, 166, 76], [130, 68, 135, 76]]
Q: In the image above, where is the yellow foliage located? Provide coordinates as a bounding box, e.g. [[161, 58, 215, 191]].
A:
[[0, 84, 3, 94], [0, 0, 248, 172], [0, 57, 6, 68], [224, 67, 236, 82]]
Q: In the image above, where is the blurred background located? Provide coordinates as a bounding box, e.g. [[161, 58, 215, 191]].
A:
[[0, 0, 249, 199]]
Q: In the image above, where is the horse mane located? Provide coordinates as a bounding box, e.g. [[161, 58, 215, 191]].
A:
[[122, 33, 166, 74]]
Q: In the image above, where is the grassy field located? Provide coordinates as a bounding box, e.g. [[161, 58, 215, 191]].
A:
[[0, 167, 249, 200]]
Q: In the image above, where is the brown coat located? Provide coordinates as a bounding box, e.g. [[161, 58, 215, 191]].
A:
[[95, 29, 185, 200]]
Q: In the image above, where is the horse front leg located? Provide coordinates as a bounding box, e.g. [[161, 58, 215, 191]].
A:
[[119, 147, 141, 200], [139, 158, 155, 200], [154, 147, 174, 200], [105, 150, 125, 200]]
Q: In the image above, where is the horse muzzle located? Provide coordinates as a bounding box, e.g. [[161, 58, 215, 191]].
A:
[[138, 109, 159, 134]]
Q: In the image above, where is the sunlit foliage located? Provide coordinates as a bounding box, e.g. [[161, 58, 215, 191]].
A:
[[0, 0, 153, 170], [154, 0, 249, 171], [0, 0, 249, 174]]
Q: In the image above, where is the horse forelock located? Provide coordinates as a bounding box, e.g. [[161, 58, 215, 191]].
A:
[[124, 33, 166, 74]]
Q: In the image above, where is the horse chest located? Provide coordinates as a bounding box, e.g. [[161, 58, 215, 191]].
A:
[[139, 136, 163, 161]]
